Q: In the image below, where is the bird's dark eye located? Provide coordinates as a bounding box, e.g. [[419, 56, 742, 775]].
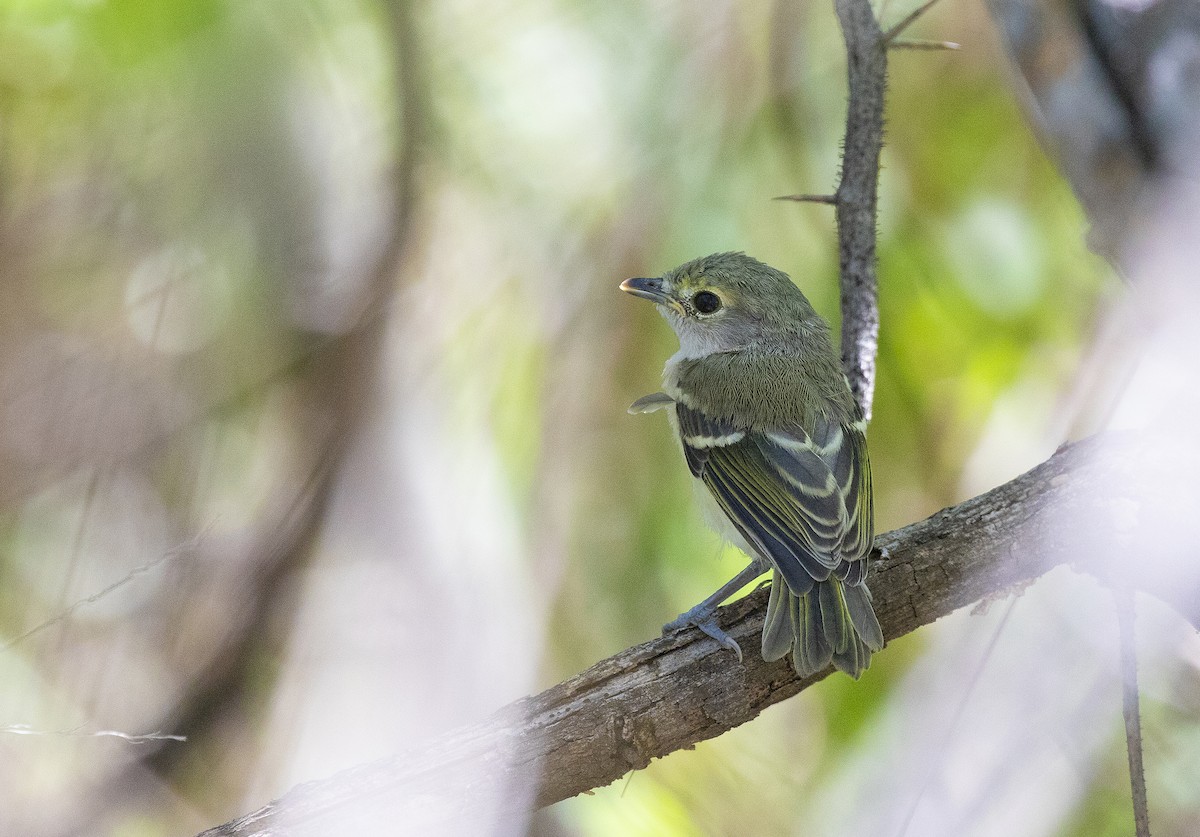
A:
[[693, 291, 722, 314]]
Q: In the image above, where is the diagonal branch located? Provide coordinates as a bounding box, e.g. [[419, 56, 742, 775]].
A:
[[195, 434, 1200, 836]]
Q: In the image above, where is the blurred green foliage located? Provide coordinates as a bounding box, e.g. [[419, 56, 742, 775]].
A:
[[5, 0, 1195, 835]]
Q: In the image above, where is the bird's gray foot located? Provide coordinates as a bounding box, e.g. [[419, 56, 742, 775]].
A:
[[663, 604, 743, 662], [661, 561, 768, 662]]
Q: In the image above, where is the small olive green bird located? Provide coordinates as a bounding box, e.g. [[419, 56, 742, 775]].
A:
[[620, 252, 883, 678]]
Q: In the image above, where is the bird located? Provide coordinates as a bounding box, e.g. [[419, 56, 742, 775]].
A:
[[620, 251, 883, 678]]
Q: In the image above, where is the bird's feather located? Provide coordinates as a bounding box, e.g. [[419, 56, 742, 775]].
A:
[[675, 402, 743, 477], [843, 577, 884, 651], [761, 570, 793, 661], [674, 402, 874, 593], [628, 392, 675, 414], [793, 590, 833, 676]]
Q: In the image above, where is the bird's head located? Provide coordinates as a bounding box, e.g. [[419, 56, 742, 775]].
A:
[[620, 252, 819, 357]]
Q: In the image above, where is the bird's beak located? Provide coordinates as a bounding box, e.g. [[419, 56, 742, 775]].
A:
[[619, 276, 673, 305]]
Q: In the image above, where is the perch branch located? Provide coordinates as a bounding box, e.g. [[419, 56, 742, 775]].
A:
[[195, 434, 1200, 836]]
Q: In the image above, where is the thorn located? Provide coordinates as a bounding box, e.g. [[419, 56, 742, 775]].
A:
[[889, 39, 960, 51], [773, 193, 838, 205], [881, 0, 944, 44]]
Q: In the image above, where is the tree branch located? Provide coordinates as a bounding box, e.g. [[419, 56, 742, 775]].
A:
[[833, 0, 886, 418], [195, 434, 1200, 836], [1117, 591, 1152, 837]]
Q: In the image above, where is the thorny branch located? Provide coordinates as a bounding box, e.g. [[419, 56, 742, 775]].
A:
[[829, 0, 944, 418], [832, 0, 887, 418]]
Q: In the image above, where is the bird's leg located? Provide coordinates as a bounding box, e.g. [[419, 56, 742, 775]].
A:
[[662, 559, 769, 661]]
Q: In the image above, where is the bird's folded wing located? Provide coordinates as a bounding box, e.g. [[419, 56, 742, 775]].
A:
[[836, 423, 873, 565], [676, 403, 868, 593], [675, 401, 744, 477], [771, 412, 874, 565]]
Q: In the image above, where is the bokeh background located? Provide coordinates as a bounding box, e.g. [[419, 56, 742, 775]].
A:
[[1, 0, 1197, 835]]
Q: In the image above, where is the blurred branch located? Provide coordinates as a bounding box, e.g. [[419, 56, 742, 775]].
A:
[[986, 9, 1200, 833], [1117, 591, 1151, 837], [2, 524, 211, 653], [896, 596, 1017, 835], [985, 0, 1200, 266], [831, 0, 886, 419], [143, 449, 342, 778], [0, 725, 186, 743], [142, 0, 425, 784], [195, 433, 1200, 835]]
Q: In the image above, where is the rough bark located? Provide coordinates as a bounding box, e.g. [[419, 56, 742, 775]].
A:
[[833, 0, 886, 419]]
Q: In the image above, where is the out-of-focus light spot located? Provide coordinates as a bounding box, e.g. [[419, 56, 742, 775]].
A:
[[188, 414, 284, 535], [14, 468, 170, 619], [455, 15, 619, 202], [287, 19, 394, 333], [0, 20, 76, 92], [124, 245, 231, 354], [943, 201, 1046, 318], [959, 367, 1059, 496]]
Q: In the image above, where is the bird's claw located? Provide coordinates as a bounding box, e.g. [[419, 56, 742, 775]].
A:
[[698, 620, 743, 662], [663, 611, 744, 662]]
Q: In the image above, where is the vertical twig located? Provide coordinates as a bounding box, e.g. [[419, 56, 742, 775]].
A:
[[831, 0, 887, 419], [1117, 589, 1152, 837]]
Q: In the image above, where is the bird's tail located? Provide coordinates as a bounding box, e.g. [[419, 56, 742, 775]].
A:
[[761, 572, 884, 679]]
